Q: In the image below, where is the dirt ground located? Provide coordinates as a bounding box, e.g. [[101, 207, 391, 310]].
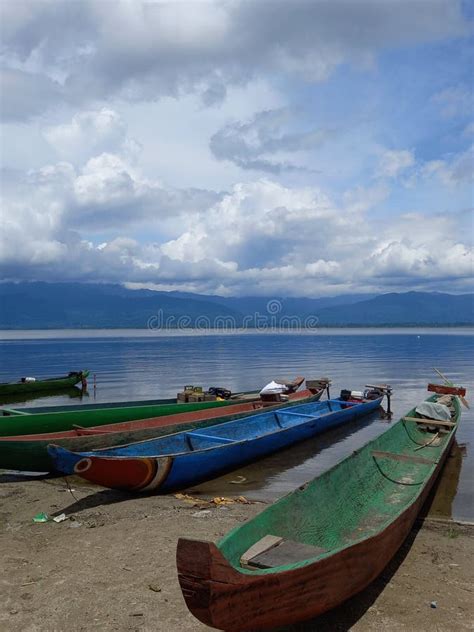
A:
[[0, 472, 473, 632]]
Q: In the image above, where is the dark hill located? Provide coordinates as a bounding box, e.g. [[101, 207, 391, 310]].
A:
[[0, 283, 472, 328], [316, 292, 474, 326]]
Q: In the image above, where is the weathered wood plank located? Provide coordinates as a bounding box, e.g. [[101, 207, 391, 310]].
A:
[[427, 383, 466, 396], [240, 535, 283, 569], [403, 416, 456, 428], [247, 539, 327, 569]]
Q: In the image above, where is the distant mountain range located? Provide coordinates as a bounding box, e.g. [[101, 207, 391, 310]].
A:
[[0, 282, 472, 329]]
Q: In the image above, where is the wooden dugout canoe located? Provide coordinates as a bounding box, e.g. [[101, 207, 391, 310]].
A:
[[0, 390, 267, 437], [0, 388, 323, 472], [0, 395, 188, 416], [0, 378, 307, 433], [177, 388, 463, 630], [47, 393, 382, 492], [0, 371, 89, 397], [0, 377, 305, 416]]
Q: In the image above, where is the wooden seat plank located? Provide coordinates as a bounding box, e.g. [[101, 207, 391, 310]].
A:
[[189, 432, 234, 443], [240, 535, 282, 569], [245, 539, 327, 570], [403, 416, 455, 428]]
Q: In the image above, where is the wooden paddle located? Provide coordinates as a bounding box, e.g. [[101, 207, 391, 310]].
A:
[[433, 368, 469, 409]]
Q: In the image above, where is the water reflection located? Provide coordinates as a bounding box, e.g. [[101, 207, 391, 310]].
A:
[[428, 441, 466, 520], [0, 330, 472, 519], [0, 386, 88, 408]]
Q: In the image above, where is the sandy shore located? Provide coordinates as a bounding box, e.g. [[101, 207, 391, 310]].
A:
[[0, 472, 473, 632]]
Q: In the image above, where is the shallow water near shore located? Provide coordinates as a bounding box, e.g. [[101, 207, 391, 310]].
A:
[[0, 328, 472, 521]]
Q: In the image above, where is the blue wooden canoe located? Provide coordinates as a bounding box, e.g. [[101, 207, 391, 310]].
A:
[[48, 394, 383, 493]]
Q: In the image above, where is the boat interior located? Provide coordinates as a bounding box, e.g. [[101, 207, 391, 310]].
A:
[[216, 394, 458, 573], [79, 399, 355, 457]]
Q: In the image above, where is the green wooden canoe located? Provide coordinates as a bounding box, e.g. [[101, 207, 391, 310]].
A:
[[0, 392, 263, 437], [0, 371, 89, 396], [177, 387, 464, 630], [0, 392, 257, 415], [0, 389, 324, 472]]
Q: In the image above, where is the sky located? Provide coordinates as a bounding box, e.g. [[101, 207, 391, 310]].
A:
[[0, 0, 473, 297]]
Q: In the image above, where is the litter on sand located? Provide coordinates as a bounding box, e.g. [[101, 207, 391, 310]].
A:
[[32, 512, 49, 523], [52, 513, 67, 523], [213, 496, 251, 505], [192, 510, 211, 518], [174, 493, 253, 508], [230, 475, 247, 484]]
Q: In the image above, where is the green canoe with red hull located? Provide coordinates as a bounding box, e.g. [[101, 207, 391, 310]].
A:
[[0, 388, 324, 472], [0, 377, 312, 438], [0, 397, 252, 438], [0, 371, 89, 397], [177, 386, 464, 631]]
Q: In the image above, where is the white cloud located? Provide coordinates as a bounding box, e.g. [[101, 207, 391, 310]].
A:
[[377, 149, 415, 179], [421, 145, 473, 186], [43, 108, 135, 164], [210, 108, 336, 173], [161, 180, 335, 268], [0, 2, 472, 296], [365, 211, 473, 284], [74, 154, 139, 206], [0, 0, 468, 120], [1, 171, 472, 293], [342, 184, 389, 214], [0, 67, 63, 121]]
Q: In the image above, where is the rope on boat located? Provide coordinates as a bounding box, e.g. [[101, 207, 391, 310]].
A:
[[402, 419, 439, 448], [414, 432, 440, 451], [371, 455, 425, 486]]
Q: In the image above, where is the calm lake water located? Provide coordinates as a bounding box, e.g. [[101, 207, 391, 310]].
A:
[[0, 328, 473, 521]]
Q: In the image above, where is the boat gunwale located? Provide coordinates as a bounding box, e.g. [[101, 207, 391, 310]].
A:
[[2, 395, 241, 418], [0, 390, 318, 442], [177, 432, 458, 630], [48, 395, 374, 461], [213, 393, 460, 576]]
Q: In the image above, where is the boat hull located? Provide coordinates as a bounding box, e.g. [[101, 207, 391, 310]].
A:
[[178, 433, 455, 630], [0, 371, 89, 396], [0, 397, 258, 438], [48, 397, 382, 492], [176, 394, 461, 630], [0, 390, 321, 471]]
